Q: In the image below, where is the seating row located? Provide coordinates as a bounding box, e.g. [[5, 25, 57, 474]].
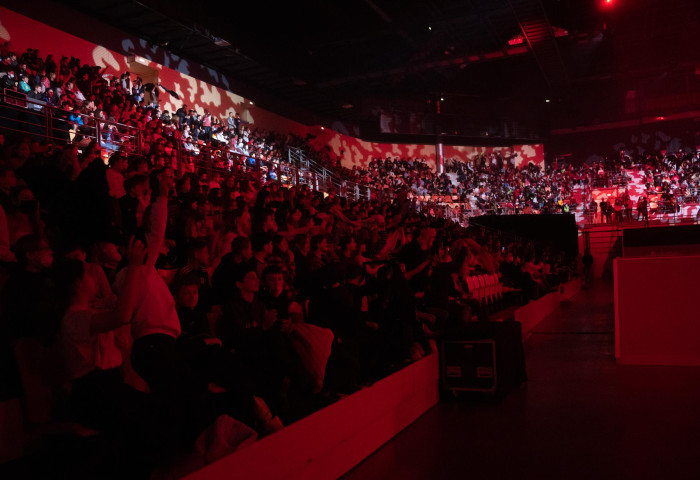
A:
[[466, 273, 504, 304]]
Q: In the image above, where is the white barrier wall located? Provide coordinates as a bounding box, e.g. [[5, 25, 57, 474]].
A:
[[184, 352, 440, 480]]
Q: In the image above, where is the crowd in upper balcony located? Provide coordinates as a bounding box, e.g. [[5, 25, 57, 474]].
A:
[[347, 153, 608, 214], [346, 148, 699, 219], [635, 149, 700, 202], [2, 44, 697, 222]]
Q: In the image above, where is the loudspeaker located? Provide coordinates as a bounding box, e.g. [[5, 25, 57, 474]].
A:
[[441, 339, 497, 393]]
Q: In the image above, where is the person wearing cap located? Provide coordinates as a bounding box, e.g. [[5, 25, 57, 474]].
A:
[[1, 70, 16, 90]]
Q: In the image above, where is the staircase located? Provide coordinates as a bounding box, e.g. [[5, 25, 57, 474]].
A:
[[286, 148, 377, 202], [581, 225, 622, 279]]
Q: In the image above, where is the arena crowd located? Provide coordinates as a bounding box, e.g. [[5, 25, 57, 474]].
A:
[[7, 43, 695, 477]]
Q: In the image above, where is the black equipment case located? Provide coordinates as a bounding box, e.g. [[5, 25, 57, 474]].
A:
[[439, 322, 527, 395], [441, 338, 497, 393]]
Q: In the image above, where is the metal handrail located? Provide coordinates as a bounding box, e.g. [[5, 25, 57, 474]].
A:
[[287, 147, 379, 202], [0, 88, 379, 202], [184, 142, 298, 187], [0, 89, 142, 154], [0, 89, 396, 205]]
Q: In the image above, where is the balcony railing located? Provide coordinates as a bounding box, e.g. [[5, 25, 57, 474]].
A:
[[0, 91, 382, 203], [1, 89, 142, 154]]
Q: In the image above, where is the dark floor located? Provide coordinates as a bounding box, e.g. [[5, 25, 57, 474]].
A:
[[341, 281, 700, 480]]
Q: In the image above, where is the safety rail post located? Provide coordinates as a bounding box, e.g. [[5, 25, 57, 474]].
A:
[[95, 119, 102, 151], [45, 106, 52, 141]]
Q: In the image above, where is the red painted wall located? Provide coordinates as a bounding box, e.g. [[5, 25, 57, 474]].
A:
[[443, 144, 544, 169]]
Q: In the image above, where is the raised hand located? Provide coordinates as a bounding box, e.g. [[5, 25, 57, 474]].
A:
[[126, 236, 147, 266]]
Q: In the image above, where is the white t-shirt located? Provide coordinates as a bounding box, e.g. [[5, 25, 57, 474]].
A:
[[116, 266, 181, 340], [61, 308, 123, 379]]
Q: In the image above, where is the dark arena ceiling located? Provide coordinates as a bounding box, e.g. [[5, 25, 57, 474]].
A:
[[57, 0, 700, 141]]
